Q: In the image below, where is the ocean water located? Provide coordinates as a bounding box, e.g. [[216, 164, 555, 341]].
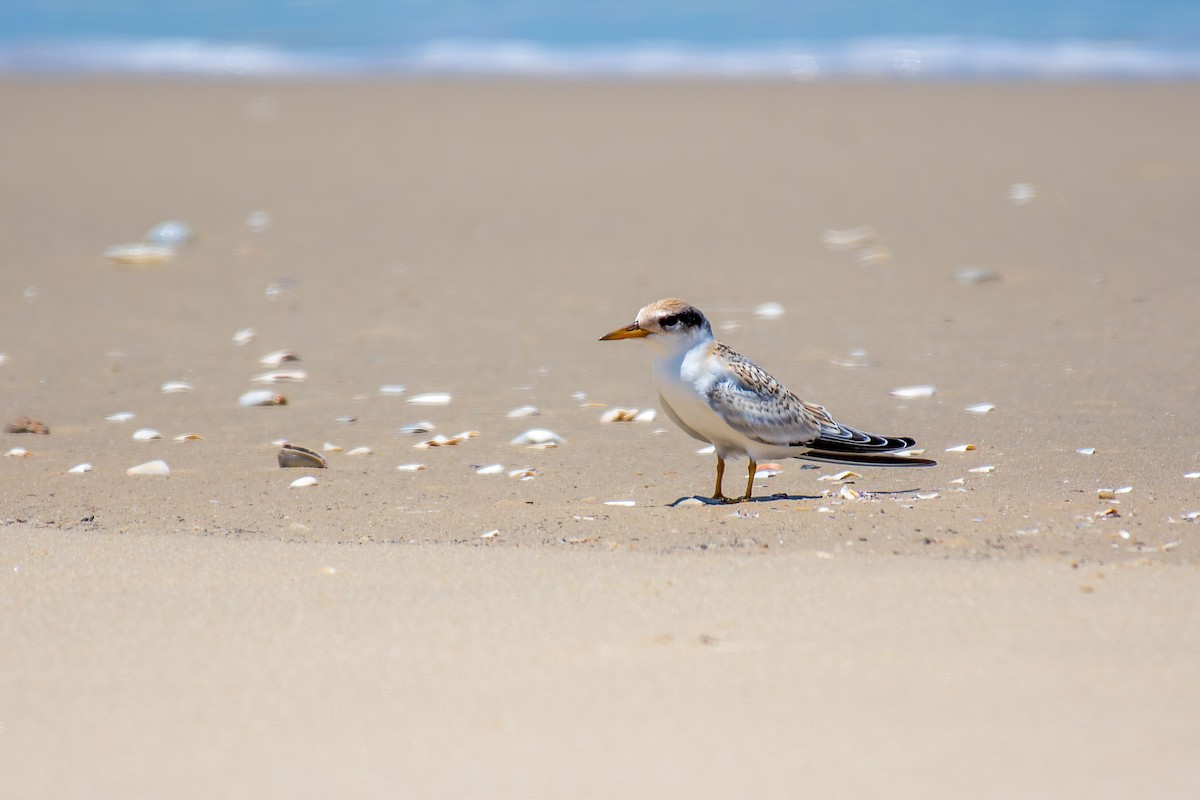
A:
[[2, 1, 1199, 79]]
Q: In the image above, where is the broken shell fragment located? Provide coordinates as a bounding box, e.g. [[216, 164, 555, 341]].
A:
[[1008, 183, 1037, 205], [379, 384, 407, 396], [480, 529, 501, 540], [103, 243, 175, 267], [68, 463, 93, 474], [126, 459, 170, 476], [145, 220, 192, 246], [415, 434, 471, 448], [173, 433, 203, 442], [160, 381, 193, 394], [604, 500, 636, 507], [238, 390, 287, 407], [756, 463, 784, 478], [322, 443, 343, 452], [278, 444, 326, 468], [5, 416, 49, 435], [232, 327, 256, 346], [106, 412, 135, 423], [396, 422, 435, 436], [837, 485, 862, 500], [508, 467, 540, 479], [945, 444, 976, 453], [510, 429, 564, 448], [474, 464, 505, 475], [600, 408, 639, 423], [1185, 472, 1200, 479], [132, 428, 162, 441], [395, 463, 427, 472], [821, 226, 875, 250], [633, 409, 657, 423], [890, 385, 936, 399], [754, 302, 785, 319], [345, 446, 372, 457], [290, 476, 318, 488], [5, 447, 31, 457], [506, 405, 540, 418], [696, 445, 716, 455], [408, 392, 452, 406], [968, 465, 995, 474], [260, 349, 300, 367], [965, 403, 996, 414], [953, 268, 1000, 284], [818, 470, 862, 482], [252, 369, 307, 384], [1076, 447, 1097, 455]]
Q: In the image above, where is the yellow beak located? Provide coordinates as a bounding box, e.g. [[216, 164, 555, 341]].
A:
[[599, 323, 650, 341]]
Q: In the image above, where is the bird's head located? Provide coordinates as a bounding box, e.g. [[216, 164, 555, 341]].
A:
[[599, 298, 712, 354]]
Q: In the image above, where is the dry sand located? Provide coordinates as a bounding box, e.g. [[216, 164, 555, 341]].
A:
[[1, 79, 1198, 797]]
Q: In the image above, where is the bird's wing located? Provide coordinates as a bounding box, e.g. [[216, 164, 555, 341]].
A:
[[703, 343, 825, 447]]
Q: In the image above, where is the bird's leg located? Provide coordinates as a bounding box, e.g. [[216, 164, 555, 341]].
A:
[[741, 459, 757, 502], [711, 455, 730, 502]]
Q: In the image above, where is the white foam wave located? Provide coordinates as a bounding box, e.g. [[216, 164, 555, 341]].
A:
[[3, 37, 1200, 79]]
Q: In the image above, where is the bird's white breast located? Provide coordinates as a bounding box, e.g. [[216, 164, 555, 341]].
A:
[[653, 342, 751, 456]]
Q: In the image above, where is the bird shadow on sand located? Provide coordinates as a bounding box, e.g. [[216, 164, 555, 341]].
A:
[[669, 487, 931, 507]]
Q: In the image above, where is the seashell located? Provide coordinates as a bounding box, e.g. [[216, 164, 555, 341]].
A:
[[581, 402, 607, 409], [633, 409, 657, 423], [407, 392, 452, 406], [0, 353, 7, 366], [379, 384, 407, 396], [232, 327, 256, 346], [396, 422, 435, 436], [948, 478, 965, 485], [322, 443, 343, 452], [571, 391, 588, 401], [510, 429, 563, 448], [968, 465, 995, 474], [289, 476, 318, 488], [415, 435, 462, 448], [396, 463, 427, 472], [278, 444, 326, 469], [270, 438, 288, 447], [1097, 486, 1132, 500], [818, 470, 862, 482], [916, 492, 940, 500], [890, 385, 936, 399], [945, 444, 976, 453], [604, 500, 636, 507], [335, 416, 357, 425], [345, 446, 372, 457], [855, 245, 893, 265], [838, 485, 861, 500], [965, 403, 996, 414], [474, 464, 505, 475], [238, 390, 286, 407], [1185, 472, 1200, 479], [754, 302, 785, 319], [696, 444, 716, 455], [600, 408, 639, 423], [252, 369, 307, 384], [1008, 183, 1037, 205], [173, 433, 203, 442], [103, 243, 175, 267], [821, 226, 875, 250], [145, 220, 192, 246], [953, 268, 1000, 284], [506, 405, 540, 418], [126, 459, 169, 476], [480, 529, 501, 540], [68, 463, 93, 474], [260, 349, 300, 367], [160, 381, 193, 393], [5, 416, 49, 435], [1094, 508, 1120, 519], [247, 210, 272, 232], [5, 447, 31, 457], [1076, 447, 1097, 455], [508, 467, 540, 479], [756, 463, 784, 478], [132, 428, 162, 441], [106, 411, 135, 423]]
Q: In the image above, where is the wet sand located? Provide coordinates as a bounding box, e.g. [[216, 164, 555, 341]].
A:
[[2, 79, 1198, 797]]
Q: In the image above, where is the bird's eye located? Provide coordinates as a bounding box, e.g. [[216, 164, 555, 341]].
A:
[[661, 314, 679, 327]]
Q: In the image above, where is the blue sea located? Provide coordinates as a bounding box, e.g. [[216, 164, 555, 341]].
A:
[[2, 1, 1199, 79]]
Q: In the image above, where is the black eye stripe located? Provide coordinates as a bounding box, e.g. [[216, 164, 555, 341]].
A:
[[661, 314, 679, 327]]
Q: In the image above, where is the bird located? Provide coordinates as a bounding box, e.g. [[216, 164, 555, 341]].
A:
[[599, 298, 936, 502]]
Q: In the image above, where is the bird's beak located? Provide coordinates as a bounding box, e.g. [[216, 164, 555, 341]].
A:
[[600, 322, 650, 341]]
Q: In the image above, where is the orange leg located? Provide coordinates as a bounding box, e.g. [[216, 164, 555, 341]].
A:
[[711, 455, 729, 502], [741, 459, 757, 502]]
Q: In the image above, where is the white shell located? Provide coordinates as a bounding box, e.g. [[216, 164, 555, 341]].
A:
[[1185, 472, 1200, 479], [396, 422, 435, 436], [821, 226, 875, 249], [238, 389, 286, 407], [890, 385, 936, 399], [510, 428, 564, 447], [1008, 183, 1037, 205], [145, 220, 192, 246], [396, 463, 427, 472], [474, 464, 505, 475], [754, 302, 785, 319], [68, 463, 93, 474], [252, 369, 307, 384], [696, 444, 716, 455], [407, 392, 452, 406], [103, 242, 175, 266], [818, 470, 862, 482], [260, 349, 299, 367], [1076, 447, 1097, 455], [126, 459, 170, 476], [379, 384, 407, 396], [633, 409, 657, 422], [345, 446, 372, 456], [132, 428, 162, 441], [953, 268, 1000, 284], [480, 529, 501, 540], [160, 381, 193, 393], [837, 485, 861, 500], [106, 411, 135, 423], [5, 447, 31, 457], [600, 408, 639, 423], [232, 327, 256, 346], [508, 467, 540, 479], [322, 443, 343, 452], [506, 405, 540, 418], [944, 444, 976, 453], [289, 476, 318, 488], [968, 465, 995, 474], [965, 403, 996, 414], [604, 500, 636, 507]]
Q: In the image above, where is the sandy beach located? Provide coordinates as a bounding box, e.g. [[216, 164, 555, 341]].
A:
[[2, 78, 1198, 797]]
